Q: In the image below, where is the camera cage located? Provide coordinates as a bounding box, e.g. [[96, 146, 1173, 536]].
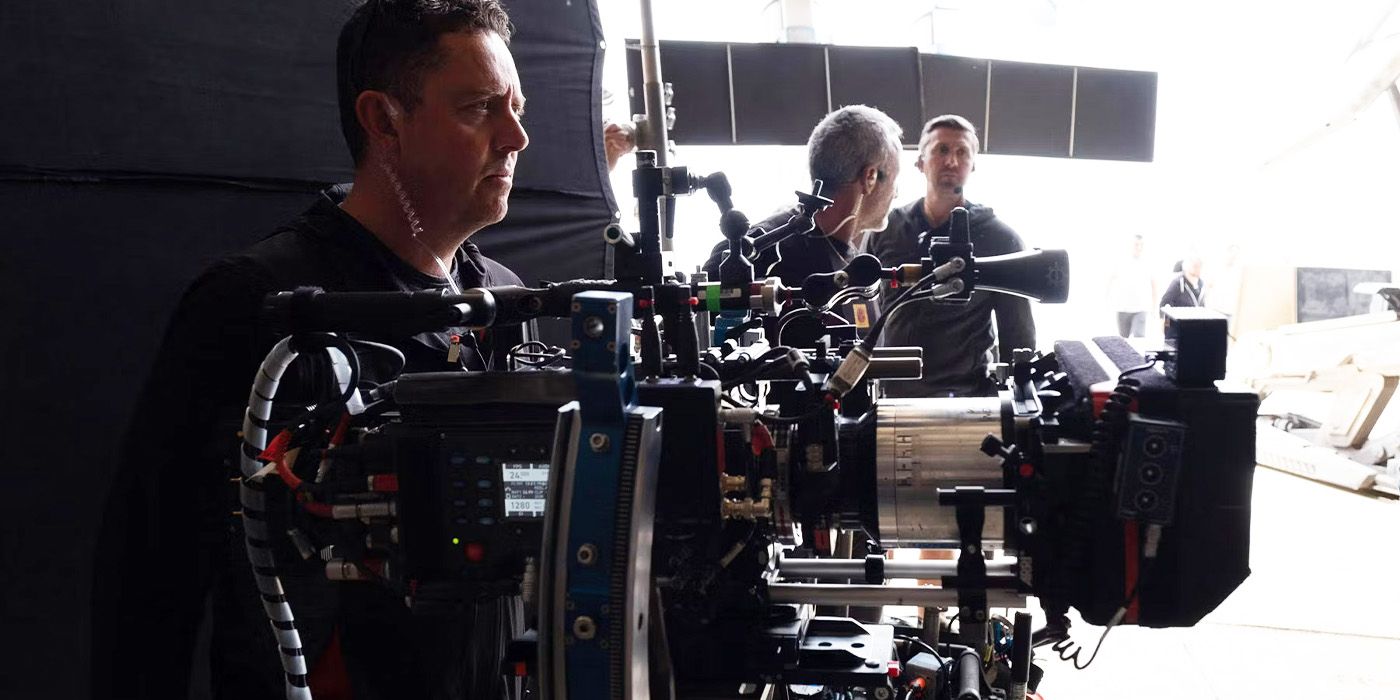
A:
[[237, 155, 1255, 700]]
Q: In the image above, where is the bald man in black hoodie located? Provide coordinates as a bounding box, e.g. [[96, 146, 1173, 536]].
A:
[[864, 115, 1035, 397]]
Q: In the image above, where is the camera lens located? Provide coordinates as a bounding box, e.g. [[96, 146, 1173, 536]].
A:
[[1140, 463, 1163, 485], [1134, 491, 1159, 511], [1143, 435, 1167, 457]]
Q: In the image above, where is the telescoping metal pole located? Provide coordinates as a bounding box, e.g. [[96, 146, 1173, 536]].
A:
[[637, 0, 674, 251]]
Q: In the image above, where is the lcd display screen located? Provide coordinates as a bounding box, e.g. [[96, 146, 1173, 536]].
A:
[[501, 462, 550, 519]]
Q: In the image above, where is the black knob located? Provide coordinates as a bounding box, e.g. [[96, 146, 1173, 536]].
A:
[[980, 434, 1006, 458]]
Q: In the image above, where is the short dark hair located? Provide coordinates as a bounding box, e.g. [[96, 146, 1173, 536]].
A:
[[337, 0, 513, 165], [917, 114, 980, 155]]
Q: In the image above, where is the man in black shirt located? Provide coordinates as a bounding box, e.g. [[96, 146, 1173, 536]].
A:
[[865, 115, 1036, 397], [91, 2, 530, 698], [703, 105, 902, 336]]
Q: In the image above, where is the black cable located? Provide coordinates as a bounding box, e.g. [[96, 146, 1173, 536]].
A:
[[722, 317, 764, 343], [1054, 551, 1161, 671], [508, 340, 567, 368], [1117, 352, 1166, 380], [455, 331, 490, 371], [863, 266, 950, 349], [329, 336, 362, 405], [719, 393, 745, 407], [774, 307, 821, 342], [822, 283, 879, 310], [721, 356, 810, 389], [719, 347, 801, 389], [896, 634, 940, 659], [755, 400, 827, 425], [348, 338, 407, 378], [292, 333, 361, 405], [735, 383, 760, 405]]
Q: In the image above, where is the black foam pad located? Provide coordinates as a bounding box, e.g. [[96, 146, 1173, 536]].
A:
[[1053, 340, 1109, 398], [1093, 336, 1176, 396]]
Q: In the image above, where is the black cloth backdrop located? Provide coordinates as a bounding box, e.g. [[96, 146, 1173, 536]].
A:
[[0, 1, 614, 698]]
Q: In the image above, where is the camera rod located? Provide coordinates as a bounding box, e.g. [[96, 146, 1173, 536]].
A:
[[767, 584, 1025, 609], [778, 557, 1018, 581]]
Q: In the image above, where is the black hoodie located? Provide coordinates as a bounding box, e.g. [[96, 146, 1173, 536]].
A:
[[863, 198, 1036, 397]]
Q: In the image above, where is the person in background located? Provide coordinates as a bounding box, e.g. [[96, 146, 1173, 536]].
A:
[[1105, 234, 1158, 337], [703, 104, 903, 336], [864, 114, 1035, 397], [1160, 252, 1206, 312], [1205, 242, 1243, 325], [603, 117, 637, 172]]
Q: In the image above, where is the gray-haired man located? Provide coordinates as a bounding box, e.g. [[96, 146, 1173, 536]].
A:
[[703, 105, 902, 335]]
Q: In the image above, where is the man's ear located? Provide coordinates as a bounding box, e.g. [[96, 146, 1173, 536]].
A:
[[862, 164, 880, 195], [355, 90, 402, 158]]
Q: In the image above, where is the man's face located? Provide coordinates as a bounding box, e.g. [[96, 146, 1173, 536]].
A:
[[860, 150, 901, 232], [395, 30, 528, 235], [917, 127, 976, 196]]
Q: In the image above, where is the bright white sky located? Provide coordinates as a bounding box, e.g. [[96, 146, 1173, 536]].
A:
[[594, 0, 1400, 343]]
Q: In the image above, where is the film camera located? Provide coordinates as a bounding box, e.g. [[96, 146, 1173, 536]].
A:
[[236, 156, 1256, 700]]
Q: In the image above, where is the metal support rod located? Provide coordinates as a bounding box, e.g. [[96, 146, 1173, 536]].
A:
[[779, 557, 1018, 581], [819, 531, 856, 618], [637, 0, 673, 251], [767, 584, 1024, 608], [920, 606, 942, 648]]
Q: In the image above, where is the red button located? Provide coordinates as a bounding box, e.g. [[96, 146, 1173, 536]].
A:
[[1019, 463, 1035, 478], [465, 542, 485, 562]]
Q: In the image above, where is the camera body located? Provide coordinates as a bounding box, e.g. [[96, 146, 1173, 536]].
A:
[[239, 164, 1255, 698]]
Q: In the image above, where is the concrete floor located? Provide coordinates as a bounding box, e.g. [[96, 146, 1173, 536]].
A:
[[1032, 466, 1400, 700]]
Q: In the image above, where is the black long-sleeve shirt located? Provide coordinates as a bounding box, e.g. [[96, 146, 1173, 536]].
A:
[[863, 199, 1036, 397], [91, 186, 527, 699], [1159, 273, 1205, 312]]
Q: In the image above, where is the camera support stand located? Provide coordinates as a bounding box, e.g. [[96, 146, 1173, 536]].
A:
[[938, 486, 1018, 653]]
